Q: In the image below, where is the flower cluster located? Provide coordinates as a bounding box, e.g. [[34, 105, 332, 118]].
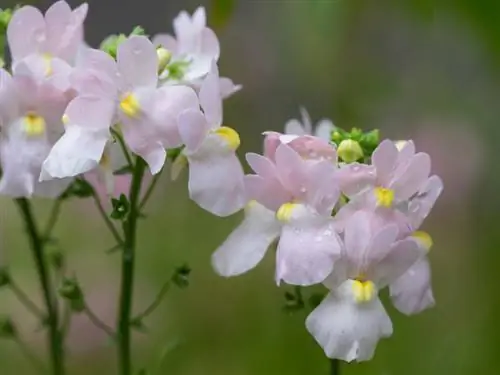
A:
[[0, 2, 244, 217], [212, 108, 443, 362], [0, 1, 443, 365]]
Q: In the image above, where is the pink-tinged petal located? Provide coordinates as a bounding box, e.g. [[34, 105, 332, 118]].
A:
[[276, 207, 341, 286], [64, 96, 115, 130], [365, 224, 399, 267], [45, 1, 88, 61], [245, 153, 276, 179], [177, 109, 208, 151], [151, 86, 200, 149], [212, 203, 280, 276], [192, 7, 207, 29], [200, 28, 220, 61], [336, 163, 376, 197], [306, 283, 392, 362], [314, 119, 334, 141], [262, 131, 281, 160], [372, 139, 398, 186], [41, 126, 109, 179], [76, 47, 118, 80], [219, 77, 242, 99], [199, 61, 222, 128], [187, 152, 246, 216], [305, 160, 339, 215], [0, 70, 18, 126], [274, 143, 307, 197], [408, 175, 443, 229], [372, 237, 424, 288], [117, 36, 158, 89], [299, 107, 313, 134], [390, 257, 435, 315], [7, 5, 45, 61], [396, 140, 415, 166], [284, 119, 306, 136], [244, 175, 288, 212], [287, 135, 336, 161], [391, 152, 431, 201], [14, 55, 73, 92], [344, 211, 371, 268], [152, 34, 178, 52]]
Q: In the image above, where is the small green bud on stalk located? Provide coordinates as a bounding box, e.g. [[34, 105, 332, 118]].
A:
[[337, 139, 364, 163]]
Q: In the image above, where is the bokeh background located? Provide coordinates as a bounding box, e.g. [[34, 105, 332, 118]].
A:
[[1, 0, 500, 374]]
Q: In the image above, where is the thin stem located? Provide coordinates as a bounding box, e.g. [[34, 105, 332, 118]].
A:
[[9, 280, 44, 318], [15, 198, 65, 375], [138, 172, 161, 211], [330, 359, 340, 375], [15, 336, 47, 374], [43, 198, 63, 242], [112, 128, 134, 169], [83, 304, 115, 338], [90, 188, 124, 246], [133, 280, 171, 322], [117, 157, 146, 375]]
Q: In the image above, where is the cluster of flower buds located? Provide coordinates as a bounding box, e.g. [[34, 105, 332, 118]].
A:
[[212, 107, 443, 362], [0, 1, 443, 364]]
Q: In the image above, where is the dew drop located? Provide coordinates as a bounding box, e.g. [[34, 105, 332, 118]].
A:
[[351, 165, 360, 172], [300, 187, 307, 193]]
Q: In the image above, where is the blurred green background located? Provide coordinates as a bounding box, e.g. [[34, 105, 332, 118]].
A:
[[1, 0, 500, 374]]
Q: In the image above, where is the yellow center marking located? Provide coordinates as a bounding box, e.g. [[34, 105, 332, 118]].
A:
[[42, 53, 53, 77], [276, 202, 298, 223], [412, 231, 433, 252], [352, 279, 376, 303], [374, 187, 395, 208], [120, 93, 141, 118], [214, 126, 240, 150], [23, 112, 46, 136]]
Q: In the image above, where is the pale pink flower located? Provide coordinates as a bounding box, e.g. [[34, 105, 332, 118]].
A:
[[284, 107, 334, 141], [41, 36, 200, 180], [177, 62, 245, 216], [244, 143, 342, 285], [389, 175, 443, 315], [307, 211, 424, 362], [0, 67, 72, 197], [7, 1, 87, 82]]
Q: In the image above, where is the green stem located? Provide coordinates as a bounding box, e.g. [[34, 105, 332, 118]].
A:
[[43, 198, 63, 242], [9, 280, 44, 318], [330, 359, 340, 375], [132, 280, 171, 322], [117, 157, 146, 375], [138, 172, 161, 211], [15, 198, 64, 375], [90, 187, 124, 246]]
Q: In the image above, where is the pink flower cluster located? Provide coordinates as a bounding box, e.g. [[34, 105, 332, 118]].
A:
[[0, 2, 443, 364], [213, 110, 443, 362]]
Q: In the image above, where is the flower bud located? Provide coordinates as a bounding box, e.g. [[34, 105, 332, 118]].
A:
[[337, 139, 364, 163], [46, 248, 65, 271], [157, 47, 172, 73], [0, 316, 16, 339], [59, 278, 85, 313]]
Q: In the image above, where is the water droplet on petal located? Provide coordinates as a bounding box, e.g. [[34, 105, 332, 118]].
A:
[[351, 165, 360, 172], [323, 229, 332, 236]]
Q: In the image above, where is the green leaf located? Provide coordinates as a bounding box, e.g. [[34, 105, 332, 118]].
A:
[[211, 0, 236, 28], [60, 178, 95, 200]]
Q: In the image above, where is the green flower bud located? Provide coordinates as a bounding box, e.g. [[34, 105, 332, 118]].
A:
[[0, 316, 16, 339], [111, 194, 130, 220], [46, 248, 65, 271], [337, 139, 364, 163], [157, 47, 172, 73], [100, 34, 127, 59], [59, 278, 85, 313]]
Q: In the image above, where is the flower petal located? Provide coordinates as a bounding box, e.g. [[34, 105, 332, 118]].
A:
[[212, 202, 280, 276], [284, 119, 306, 136], [276, 206, 341, 286], [177, 109, 208, 152], [187, 151, 246, 216], [117, 36, 158, 89], [408, 175, 443, 230], [306, 282, 393, 362], [245, 152, 276, 179], [390, 257, 435, 315], [7, 5, 45, 61], [199, 61, 222, 128], [336, 163, 376, 197], [152, 33, 178, 52], [314, 119, 334, 140], [391, 152, 431, 201], [372, 139, 398, 186]]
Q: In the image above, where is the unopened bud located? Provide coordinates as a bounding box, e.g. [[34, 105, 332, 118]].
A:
[[59, 278, 85, 312], [157, 47, 172, 73], [337, 139, 364, 163], [46, 248, 65, 271], [0, 316, 16, 339]]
